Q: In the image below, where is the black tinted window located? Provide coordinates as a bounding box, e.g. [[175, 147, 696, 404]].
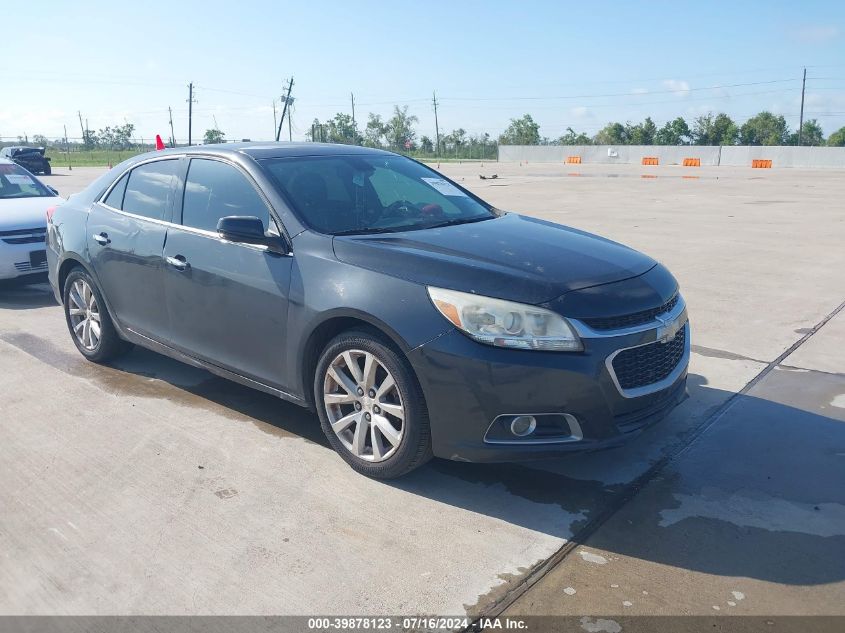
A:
[[122, 160, 177, 220], [261, 155, 493, 235], [182, 159, 269, 232], [103, 172, 129, 209]]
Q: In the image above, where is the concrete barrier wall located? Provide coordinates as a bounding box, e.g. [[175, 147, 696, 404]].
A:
[[719, 146, 845, 168], [499, 145, 845, 168], [498, 145, 721, 165]]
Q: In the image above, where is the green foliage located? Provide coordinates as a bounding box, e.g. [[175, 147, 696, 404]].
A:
[[203, 128, 225, 144], [739, 111, 788, 145], [557, 127, 592, 145], [385, 105, 419, 151], [81, 129, 98, 150], [654, 117, 692, 145], [787, 119, 825, 146], [828, 126, 845, 147], [307, 113, 362, 145], [98, 123, 136, 150], [419, 135, 434, 153], [692, 112, 739, 146], [363, 113, 388, 148], [628, 117, 657, 145], [594, 122, 628, 145], [499, 114, 541, 145]]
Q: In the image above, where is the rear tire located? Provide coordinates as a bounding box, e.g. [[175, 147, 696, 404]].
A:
[[314, 330, 432, 479], [43, 162, 52, 175], [63, 268, 132, 363]]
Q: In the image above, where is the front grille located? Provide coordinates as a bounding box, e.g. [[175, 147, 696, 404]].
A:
[[1, 227, 46, 245], [3, 235, 45, 245], [583, 294, 679, 331], [13, 260, 47, 272], [611, 325, 686, 390]]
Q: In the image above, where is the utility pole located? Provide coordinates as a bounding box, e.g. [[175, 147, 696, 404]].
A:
[[168, 106, 176, 147], [351, 92, 356, 126], [64, 124, 72, 170], [77, 111, 85, 146], [288, 106, 292, 141], [276, 77, 294, 141], [187, 82, 196, 146], [798, 67, 807, 146], [432, 91, 441, 157]]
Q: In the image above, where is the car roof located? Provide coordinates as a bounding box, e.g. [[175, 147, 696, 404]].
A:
[[150, 141, 395, 161]]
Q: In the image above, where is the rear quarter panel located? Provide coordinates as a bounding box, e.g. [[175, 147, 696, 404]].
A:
[[47, 196, 92, 303]]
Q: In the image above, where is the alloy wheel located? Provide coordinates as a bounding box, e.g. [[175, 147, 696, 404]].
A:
[[68, 279, 101, 351], [323, 349, 405, 462]]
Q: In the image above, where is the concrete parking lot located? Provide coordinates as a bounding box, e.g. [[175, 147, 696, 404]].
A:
[[1, 162, 843, 619]]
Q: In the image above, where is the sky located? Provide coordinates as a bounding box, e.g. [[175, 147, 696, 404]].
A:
[[2, 0, 845, 144]]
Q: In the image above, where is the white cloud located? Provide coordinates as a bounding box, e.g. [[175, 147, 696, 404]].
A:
[[791, 25, 840, 43], [569, 106, 591, 120], [630, 87, 649, 95], [662, 79, 691, 97]]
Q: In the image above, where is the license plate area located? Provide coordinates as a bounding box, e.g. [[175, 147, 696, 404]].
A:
[[29, 249, 47, 268]]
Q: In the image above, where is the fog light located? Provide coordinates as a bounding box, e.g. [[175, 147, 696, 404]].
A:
[[510, 415, 537, 437]]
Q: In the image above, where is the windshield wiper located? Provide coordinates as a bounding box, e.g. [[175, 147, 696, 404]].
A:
[[423, 215, 494, 230]]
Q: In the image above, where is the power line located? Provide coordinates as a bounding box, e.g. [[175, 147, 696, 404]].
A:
[[440, 79, 800, 103]]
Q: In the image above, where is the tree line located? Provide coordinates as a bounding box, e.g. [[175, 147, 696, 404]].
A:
[[307, 106, 498, 159], [499, 112, 845, 147], [306, 108, 845, 155]]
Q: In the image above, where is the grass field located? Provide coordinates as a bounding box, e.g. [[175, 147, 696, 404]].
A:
[[46, 149, 145, 168]]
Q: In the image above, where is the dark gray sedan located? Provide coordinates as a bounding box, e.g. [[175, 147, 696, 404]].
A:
[[47, 143, 689, 478]]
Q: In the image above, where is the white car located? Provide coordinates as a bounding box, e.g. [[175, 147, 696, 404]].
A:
[[0, 158, 64, 282]]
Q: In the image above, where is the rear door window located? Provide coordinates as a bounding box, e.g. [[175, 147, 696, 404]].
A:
[[122, 159, 177, 221], [103, 172, 129, 209], [181, 158, 270, 233]]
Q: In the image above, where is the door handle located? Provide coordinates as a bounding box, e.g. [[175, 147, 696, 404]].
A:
[[92, 232, 110, 245], [166, 255, 190, 271]]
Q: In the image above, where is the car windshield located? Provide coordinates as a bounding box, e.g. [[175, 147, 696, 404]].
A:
[[260, 154, 496, 235], [0, 163, 53, 199]]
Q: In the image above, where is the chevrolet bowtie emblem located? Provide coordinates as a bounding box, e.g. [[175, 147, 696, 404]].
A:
[[656, 311, 685, 344]]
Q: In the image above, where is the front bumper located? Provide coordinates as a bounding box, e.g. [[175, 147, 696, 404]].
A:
[[0, 241, 48, 281], [408, 302, 689, 462]]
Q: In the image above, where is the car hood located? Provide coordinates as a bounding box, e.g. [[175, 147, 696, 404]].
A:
[[0, 196, 63, 230], [332, 213, 656, 304]]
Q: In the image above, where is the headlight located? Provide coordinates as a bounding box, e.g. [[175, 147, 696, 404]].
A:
[[427, 287, 582, 351]]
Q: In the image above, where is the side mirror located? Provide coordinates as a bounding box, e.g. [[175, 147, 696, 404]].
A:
[[217, 215, 287, 253]]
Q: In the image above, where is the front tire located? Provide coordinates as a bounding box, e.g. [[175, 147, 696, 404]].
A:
[[63, 268, 131, 362], [314, 330, 432, 479]]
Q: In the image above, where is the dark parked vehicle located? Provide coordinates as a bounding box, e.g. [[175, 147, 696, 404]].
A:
[[1, 146, 52, 175], [47, 143, 689, 478]]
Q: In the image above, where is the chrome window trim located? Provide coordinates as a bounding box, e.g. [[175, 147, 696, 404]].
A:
[[605, 322, 690, 399], [569, 294, 687, 339]]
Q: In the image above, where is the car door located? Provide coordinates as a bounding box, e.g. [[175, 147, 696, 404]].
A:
[[88, 158, 178, 340], [163, 157, 293, 389]]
